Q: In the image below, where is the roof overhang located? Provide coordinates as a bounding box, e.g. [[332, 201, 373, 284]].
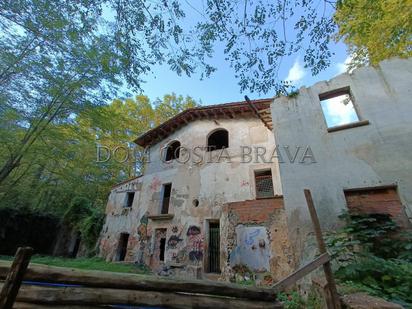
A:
[[134, 98, 274, 147]]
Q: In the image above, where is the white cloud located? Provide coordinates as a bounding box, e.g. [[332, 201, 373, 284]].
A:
[[321, 94, 359, 127], [336, 55, 353, 74], [286, 59, 306, 83]]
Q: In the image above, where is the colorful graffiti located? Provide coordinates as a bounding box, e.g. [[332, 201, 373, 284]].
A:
[[187, 225, 201, 236], [137, 213, 149, 241], [167, 235, 182, 249], [187, 225, 203, 264]]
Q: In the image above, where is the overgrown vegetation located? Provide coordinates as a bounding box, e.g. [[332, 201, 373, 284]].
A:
[[326, 212, 412, 307], [0, 94, 198, 252], [0, 255, 151, 274], [277, 291, 306, 309]]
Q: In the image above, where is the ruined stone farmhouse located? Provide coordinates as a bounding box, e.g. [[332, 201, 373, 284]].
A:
[[99, 57, 412, 281]]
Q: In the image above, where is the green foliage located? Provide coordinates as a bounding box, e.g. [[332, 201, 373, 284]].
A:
[[0, 93, 197, 252], [306, 288, 323, 309], [335, 256, 412, 306], [64, 197, 94, 228], [277, 291, 306, 309], [80, 210, 106, 251], [63, 196, 105, 251], [335, 0, 412, 69], [326, 212, 412, 262], [326, 211, 412, 306], [0, 0, 206, 184]]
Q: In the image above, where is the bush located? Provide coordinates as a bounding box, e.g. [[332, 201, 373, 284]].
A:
[[326, 211, 412, 307], [277, 291, 306, 309], [64, 196, 105, 251]]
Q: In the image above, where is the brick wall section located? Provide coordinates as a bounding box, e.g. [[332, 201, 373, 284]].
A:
[[345, 187, 411, 229], [226, 197, 284, 223]]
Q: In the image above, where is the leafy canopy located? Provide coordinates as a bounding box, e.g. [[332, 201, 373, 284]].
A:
[[335, 0, 412, 69]]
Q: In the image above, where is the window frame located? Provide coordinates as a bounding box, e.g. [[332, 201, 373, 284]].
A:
[[164, 140, 181, 162], [254, 169, 275, 199], [124, 191, 135, 208], [206, 128, 229, 152], [160, 183, 172, 214], [318, 87, 369, 132]]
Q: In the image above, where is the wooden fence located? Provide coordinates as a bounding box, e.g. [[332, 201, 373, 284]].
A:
[[0, 259, 282, 308]]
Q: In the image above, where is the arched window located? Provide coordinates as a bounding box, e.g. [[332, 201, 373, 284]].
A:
[[165, 140, 180, 161], [207, 129, 228, 151]]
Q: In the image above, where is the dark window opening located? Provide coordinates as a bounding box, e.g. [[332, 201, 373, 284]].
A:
[[70, 233, 81, 258], [125, 192, 135, 208], [159, 237, 166, 261], [116, 233, 129, 261], [255, 169, 274, 199], [165, 141, 181, 161], [207, 129, 228, 151], [208, 222, 220, 273], [161, 183, 172, 214]]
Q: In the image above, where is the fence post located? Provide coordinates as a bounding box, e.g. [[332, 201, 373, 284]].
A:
[[304, 189, 341, 309], [0, 247, 33, 309]]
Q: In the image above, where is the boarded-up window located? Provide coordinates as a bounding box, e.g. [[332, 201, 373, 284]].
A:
[[344, 187, 410, 229], [161, 183, 172, 214], [255, 169, 274, 199]]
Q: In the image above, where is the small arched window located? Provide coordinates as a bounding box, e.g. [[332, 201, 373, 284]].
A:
[[207, 129, 228, 151], [165, 140, 181, 161]]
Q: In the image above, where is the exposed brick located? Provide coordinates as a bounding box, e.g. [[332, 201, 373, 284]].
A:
[[227, 197, 284, 223], [345, 188, 411, 229]]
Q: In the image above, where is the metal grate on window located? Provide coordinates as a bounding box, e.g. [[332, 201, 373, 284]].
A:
[[255, 175, 274, 198]]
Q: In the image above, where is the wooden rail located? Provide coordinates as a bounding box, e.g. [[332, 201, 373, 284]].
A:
[[304, 189, 342, 309], [0, 260, 282, 308]]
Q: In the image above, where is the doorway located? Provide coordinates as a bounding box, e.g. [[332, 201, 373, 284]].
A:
[[208, 221, 220, 273], [116, 232, 129, 261]]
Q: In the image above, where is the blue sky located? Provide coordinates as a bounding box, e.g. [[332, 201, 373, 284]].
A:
[[138, 44, 351, 105], [112, 3, 352, 106]]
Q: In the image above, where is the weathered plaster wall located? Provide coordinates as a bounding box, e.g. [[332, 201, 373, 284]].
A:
[[270, 58, 412, 266], [221, 198, 292, 282], [99, 116, 289, 279]]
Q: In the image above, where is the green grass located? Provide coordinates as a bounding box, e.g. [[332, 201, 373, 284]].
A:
[[0, 255, 151, 274]]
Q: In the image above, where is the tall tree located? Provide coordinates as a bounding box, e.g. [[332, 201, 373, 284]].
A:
[[0, 0, 207, 184], [0, 94, 198, 210], [334, 0, 412, 69]]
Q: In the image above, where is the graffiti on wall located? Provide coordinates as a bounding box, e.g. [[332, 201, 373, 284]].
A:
[[149, 176, 162, 191], [167, 235, 182, 249], [167, 225, 186, 264], [187, 225, 203, 264], [136, 212, 149, 264], [229, 225, 270, 272]]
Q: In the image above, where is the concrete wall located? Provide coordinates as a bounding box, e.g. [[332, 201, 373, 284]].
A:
[[270, 58, 412, 266], [99, 115, 291, 281]]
